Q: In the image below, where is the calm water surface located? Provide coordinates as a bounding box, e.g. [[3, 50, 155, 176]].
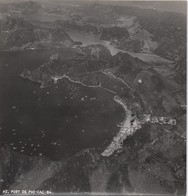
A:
[[0, 49, 124, 160], [68, 30, 173, 63]]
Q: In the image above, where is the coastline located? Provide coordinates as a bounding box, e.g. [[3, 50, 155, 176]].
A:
[[101, 95, 142, 157], [101, 96, 177, 157], [0, 46, 75, 53]]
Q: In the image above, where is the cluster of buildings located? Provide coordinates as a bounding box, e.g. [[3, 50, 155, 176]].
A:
[[143, 114, 176, 126], [101, 103, 142, 157], [101, 96, 177, 157], [101, 120, 142, 157]]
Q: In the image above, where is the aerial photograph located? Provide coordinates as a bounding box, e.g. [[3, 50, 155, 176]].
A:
[[0, 0, 186, 195]]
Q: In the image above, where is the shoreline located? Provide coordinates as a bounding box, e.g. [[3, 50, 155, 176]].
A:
[[0, 46, 76, 53], [101, 96, 142, 157], [101, 96, 177, 157]]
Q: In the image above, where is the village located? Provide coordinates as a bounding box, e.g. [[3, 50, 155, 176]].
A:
[[101, 96, 177, 157]]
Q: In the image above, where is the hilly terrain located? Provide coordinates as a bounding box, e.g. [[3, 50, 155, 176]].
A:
[[0, 16, 74, 50], [0, 0, 186, 195]]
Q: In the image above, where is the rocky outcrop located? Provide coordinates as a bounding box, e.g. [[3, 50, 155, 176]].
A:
[[0, 16, 74, 50], [78, 44, 112, 62], [5, 1, 42, 15], [20, 50, 109, 87], [0, 144, 60, 194], [54, 3, 185, 60], [20, 50, 184, 161], [0, 96, 185, 193], [20, 50, 183, 116], [1, 132, 185, 194], [0, 1, 186, 195], [172, 54, 186, 85]]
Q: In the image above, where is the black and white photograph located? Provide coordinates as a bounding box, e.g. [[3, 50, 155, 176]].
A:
[[0, 0, 186, 195]]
